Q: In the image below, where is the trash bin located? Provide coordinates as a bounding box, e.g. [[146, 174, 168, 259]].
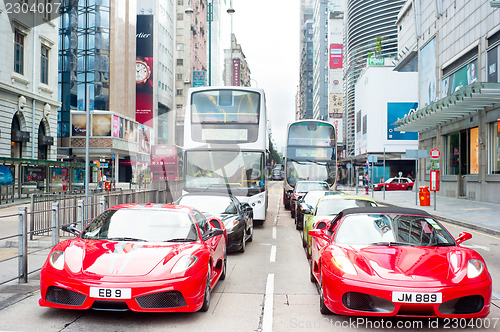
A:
[[105, 181, 111, 191], [419, 186, 430, 206]]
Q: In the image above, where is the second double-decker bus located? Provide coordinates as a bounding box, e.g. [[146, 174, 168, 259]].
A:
[[283, 120, 337, 209], [183, 87, 268, 223]]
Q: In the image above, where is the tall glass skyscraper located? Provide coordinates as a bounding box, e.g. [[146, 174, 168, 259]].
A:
[[343, 0, 405, 156], [58, 0, 110, 138]]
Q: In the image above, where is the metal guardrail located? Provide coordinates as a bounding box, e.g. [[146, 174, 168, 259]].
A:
[[0, 181, 183, 285]]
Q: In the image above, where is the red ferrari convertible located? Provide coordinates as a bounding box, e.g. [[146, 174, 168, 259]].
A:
[[39, 203, 227, 312], [309, 207, 492, 318]]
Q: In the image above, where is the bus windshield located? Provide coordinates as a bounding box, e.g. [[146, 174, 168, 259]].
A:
[[184, 150, 265, 195], [191, 90, 260, 124], [286, 160, 336, 187]]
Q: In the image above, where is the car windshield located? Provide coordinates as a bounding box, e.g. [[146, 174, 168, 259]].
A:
[[80, 209, 199, 242], [295, 182, 329, 192], [178, 195, 237, 215], [315, 199, 377, 216], [334, 214, 456, 246]]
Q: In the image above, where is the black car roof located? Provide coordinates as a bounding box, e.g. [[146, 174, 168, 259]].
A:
[[339, 206, 433, 217]]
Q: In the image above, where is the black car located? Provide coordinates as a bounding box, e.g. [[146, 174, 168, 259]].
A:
[[177, 193, 253, 253], [294, 190, 344, 230]]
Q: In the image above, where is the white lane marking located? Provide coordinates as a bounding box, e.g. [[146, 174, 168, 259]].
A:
[[272, 226, 276, 239], [493, 291, 500, 300], [270, 245, 276, 262], [262, 273, 275, 332]]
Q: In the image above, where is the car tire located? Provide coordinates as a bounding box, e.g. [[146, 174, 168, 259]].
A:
[[301, 231, 307, 248], [239, 230, 246, 253], [291, 209, 295, 218], [247, 224, 253, 242], [310, 261, 316, 283], [319, 284, 331, 315], [200, 267, 211, 312], [220, 254, 227, 280], [407, 186, 413, 190]]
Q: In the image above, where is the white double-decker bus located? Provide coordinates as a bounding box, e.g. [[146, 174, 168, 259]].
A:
[[183, 87, 268, 223]]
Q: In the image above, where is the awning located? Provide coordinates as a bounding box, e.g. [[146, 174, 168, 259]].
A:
[[394, 82, 500, 132]]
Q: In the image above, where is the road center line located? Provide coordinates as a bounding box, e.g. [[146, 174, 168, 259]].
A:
[[270, 245, 276, 262], [272, 226, 276, 239], [262, 273, 275, 332]]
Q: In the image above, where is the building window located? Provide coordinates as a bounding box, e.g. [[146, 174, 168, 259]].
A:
[[176, 89, 183, 96], [177, 59, 183, 66], [40, 44, 49, 84], [362, 115, 367, 134], [490, 121, 500, 174], [177, 13, 183, 21], [176, 73, 183, 80], [356, 111, 361, 133], [14, 30, 24, 75], [177, 43, 184, 51], [446, 128, 478, 175]]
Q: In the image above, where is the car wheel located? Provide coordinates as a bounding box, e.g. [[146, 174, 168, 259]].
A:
[[291, 208, 295, 218], [220, 253, 227, 280], [301, 231, 307, 248], [200, 267, 211, 312], [319, 283, 331, 315], [407, 186, 413, 190], [239, 230, 246, 253], [247, 224, 253, 242], [310, 260, 316, 283]]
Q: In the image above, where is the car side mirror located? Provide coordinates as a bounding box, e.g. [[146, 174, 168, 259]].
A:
[[455, 231, 472, 245], [209, 218, 223, 230], [62, 223, 80, 236], [202, 228, 224, 241], [308, 229, 330, 242]]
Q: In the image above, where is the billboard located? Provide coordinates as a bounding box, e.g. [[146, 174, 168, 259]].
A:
[[329, 44, 343, 69], [419, 38, 437, 107], [136, 15, 154, 127], [193, 71, 206, 87], [387, 102, 419, 141]]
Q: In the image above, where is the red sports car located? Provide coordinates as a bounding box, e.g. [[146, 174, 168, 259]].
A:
[[39, 203, 227, 312], [309, 207, 492, 318]]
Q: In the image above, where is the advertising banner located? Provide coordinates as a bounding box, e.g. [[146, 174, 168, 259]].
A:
[[387, 102, 419, 140], [419, 38, 437, 107], [329, 44, 343, 69], [193, 71, 206, 87], [232, 58, 241, 86], [136, 15, 154, 127]]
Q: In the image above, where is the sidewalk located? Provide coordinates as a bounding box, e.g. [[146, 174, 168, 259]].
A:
[[340, 185, 500, 236]]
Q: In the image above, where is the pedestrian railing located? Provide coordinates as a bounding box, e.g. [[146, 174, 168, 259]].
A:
[[0, 182, 183, 286]]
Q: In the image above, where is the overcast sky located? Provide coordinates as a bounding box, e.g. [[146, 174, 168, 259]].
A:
[[231, 0, 300, 153]]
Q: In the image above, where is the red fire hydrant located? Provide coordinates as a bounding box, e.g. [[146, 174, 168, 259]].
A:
[[419, 186, 430, 206], [365, 185, 369, 195]]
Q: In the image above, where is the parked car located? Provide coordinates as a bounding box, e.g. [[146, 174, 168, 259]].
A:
[[302, 195, 377, 257], [373, 177, 414, 191], [270, 168, 284, 181], [177, 193, 253, 253], [309, 207, 492, 318], [294, 190, 344, 230], [39, 204, 227, 312], [290, 180, 330, 218]]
